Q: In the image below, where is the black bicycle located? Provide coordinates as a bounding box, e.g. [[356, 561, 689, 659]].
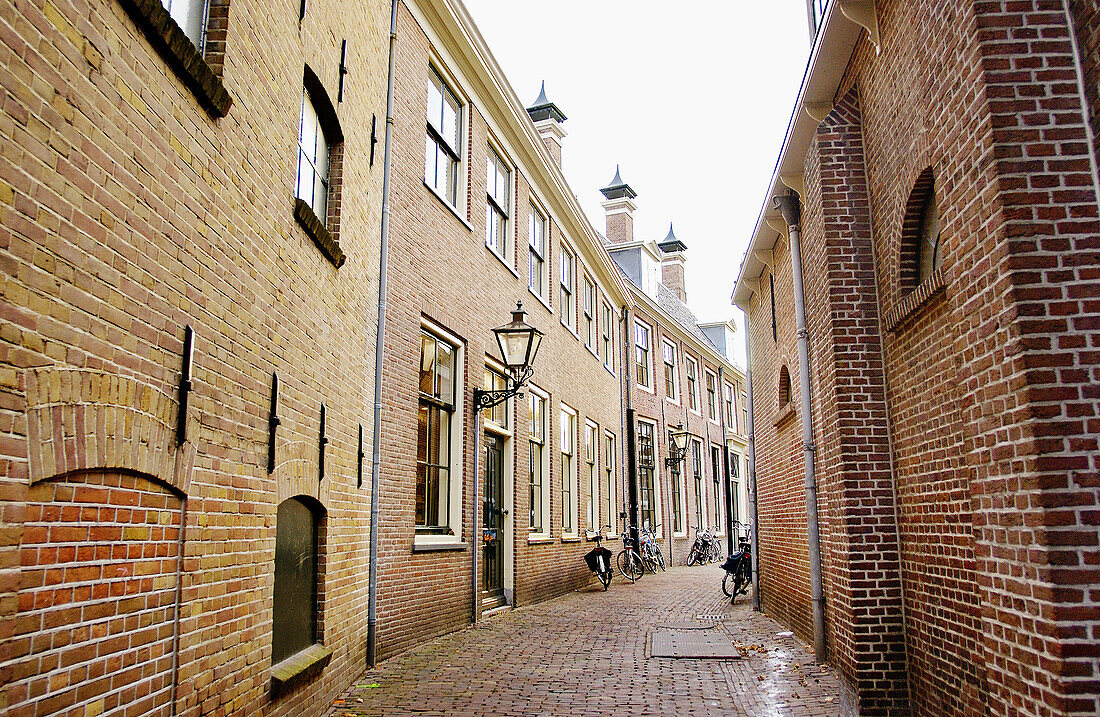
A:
[[584, 529, 614, 590], [722, 522, 752, 603]]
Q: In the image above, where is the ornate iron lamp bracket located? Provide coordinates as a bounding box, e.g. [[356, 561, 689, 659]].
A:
[[472, 366, 534, 412]]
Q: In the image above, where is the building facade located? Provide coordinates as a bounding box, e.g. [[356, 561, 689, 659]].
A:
[[733, 1, 1100, 715]]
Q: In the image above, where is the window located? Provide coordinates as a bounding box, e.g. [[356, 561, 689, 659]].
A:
[[603, 432, 616, 533], [917, 184, 942, 283], [634, 321, 651, 389], [484, 368, 509, 429], [901, 168, 946, 290], [638, 421, 657, 531], [298, 90, 330, 223], [162, 0, 207, 50], [486, 147, 510, 259], [724, 382, 735, 429], [686, 356, 699, 412], [705, 370, 718, 422], [583, 278, 597, 352], [529, 389, 549, 534], [425, 68, 461, 207], [669, 431, 684, 535], [585, 422, 598, 530], [662, 340, 678, 401], [418, 328, 459, 535], [601, 301, 614, 369], [529, 205, 547, 296], [692, 440, 704, 529], [741, 388, 748, 434], [560, 247, 575, 329], [779, 366, 792, 408], [273, 497, 322, 664], [711, 445, 723, 533], [294, 68, 345, 267], [560, 406, 577, 535]]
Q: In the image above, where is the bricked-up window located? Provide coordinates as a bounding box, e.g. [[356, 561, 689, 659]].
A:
[[705, 370, 718, 422], [273, 497, 323, 665], [560, 405, 577, 534], [637, 421, 657, 531], [692, 439, 704, 529], [778, 365, 792, 409], [686, 356, 699, 412], [485, 147, 510, 259], [669, 431, 684, 534], [603, 431, 616, 532], [724, 382, 735, 430], [635, 321, 652, 388], [585, 421, 598, 529], [601, 301, 614, 370], [560, 247, 575, 329], [529, 388, 549, 534], [418, 328, 458, 534], [529, 204, 547, 297], [425, 67, 462, 207], [711, 445, 723, 533], [583, 278, 597, 351], [662, 340, 678, 401]]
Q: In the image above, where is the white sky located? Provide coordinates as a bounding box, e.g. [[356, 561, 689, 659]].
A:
[[461, 0, 812, 368]]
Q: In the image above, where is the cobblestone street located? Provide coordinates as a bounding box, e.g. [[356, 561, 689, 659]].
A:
[[327, 566, 840, 716]]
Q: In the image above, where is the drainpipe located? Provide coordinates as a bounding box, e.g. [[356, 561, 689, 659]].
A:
[[741, 315, 760, 612], [621, 307, 640, 553], [472, 411, 481, 623], [774, 189, 825, 665], [366, 0, 398, 669], [717, 366, 734, 558]]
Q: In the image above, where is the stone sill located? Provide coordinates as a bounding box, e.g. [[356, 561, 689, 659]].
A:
[[773, 402, 796, 428], [885, 267, 946, 332], [270, 644, 332, 695], [411, 541, 468, 553], [116, 0, 231, 118], [560, 535, 582, 544], [527, 535, 553, 545], [294, 198, 345, 268]]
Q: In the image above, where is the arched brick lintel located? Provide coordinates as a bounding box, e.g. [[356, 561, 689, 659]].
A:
[[23, 367, 195, 496]]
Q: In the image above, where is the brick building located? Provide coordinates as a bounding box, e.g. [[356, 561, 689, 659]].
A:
[[599, 169, 749, 567], [733, 1, 1100, 715]]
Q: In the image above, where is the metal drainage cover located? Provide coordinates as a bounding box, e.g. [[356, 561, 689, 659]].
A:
[[659, 620, 716, 630], [650, 628, 742, 659]]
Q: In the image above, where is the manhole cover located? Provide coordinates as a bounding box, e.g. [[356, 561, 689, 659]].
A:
[[659, 620, 716, 630], [650, 629, 742, 659]]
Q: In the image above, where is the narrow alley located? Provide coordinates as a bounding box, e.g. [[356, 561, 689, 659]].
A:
[[327, 566, 840, 717]]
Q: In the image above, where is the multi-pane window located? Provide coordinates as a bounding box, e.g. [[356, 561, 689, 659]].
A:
[[692, 440, 704, 529], [603, 432, 616, 532], [585, 422, 598, 530], [663, 341, 678, 400], [560, 407, 577, 534], [529, 391, 548, 534], [669, 430, 684, 535], [583, 278, 597, 351], [724, 382, 735, 429], [484, 368, 509, 429], [601, 302, 614, 369], [559, 247, 575, 328], [705, 370, 718, 421], [741, 389, 748, 435], [528, 205, 547, 296], [297, 90, 330, 220], [425, 68, 461, 207], [686, 356, 699, 412], [162, 0, 207, 49], [635, 321, 651, 388], [638, 421, 656, 531], [486, 148, 510, 258], [417, 330, 456, 534], [711, 445, 723, 533]]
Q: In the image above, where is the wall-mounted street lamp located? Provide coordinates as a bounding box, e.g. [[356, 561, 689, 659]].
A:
[[665, 422, 691, 468], [473, 302, 544, 411]]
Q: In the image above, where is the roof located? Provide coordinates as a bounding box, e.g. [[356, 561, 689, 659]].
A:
[[526, 80, 567, 123], [657, 223, 687, 253], [600, 165, 637, 200]]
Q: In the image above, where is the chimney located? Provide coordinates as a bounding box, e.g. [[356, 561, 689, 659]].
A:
[[658, 223, 688, 302], [526, 81, 567, 168], [600, 165, 638, 244]]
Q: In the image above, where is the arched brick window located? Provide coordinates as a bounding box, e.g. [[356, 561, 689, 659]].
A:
[[273, 496, 325, 665], [778, 365, 792, 408], [900, 168, 943, 290]]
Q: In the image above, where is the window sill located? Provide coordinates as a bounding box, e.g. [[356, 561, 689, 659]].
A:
[[271, 644, 332, 695], [412, 539, 468, 553], [665, 396, 680, 406], [561, 321, 580, 340], [527, 534, 553, 545], [773, 402, 796, 428], [294, 199, 345, 268], [527, 287, 553, 313], [487, 245, 520, 278], [585, 344, 600, 361], [885, 267, 946, 332], [637, 383, 654, 394], [423, 180, 474, 231], [560, 534, 582, 544], [116, 0, 232, 118], [604, 363, 615, 378]]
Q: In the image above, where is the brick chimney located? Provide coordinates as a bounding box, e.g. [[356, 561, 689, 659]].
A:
[[658, 223, 688, 302], [526, 82, 567, 168], [600, 165, 638, 244]]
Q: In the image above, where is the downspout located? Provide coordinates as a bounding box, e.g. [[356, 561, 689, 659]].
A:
[[366, 0, 398, 669], [717, 366, 734, 558], [472, 410, 481, 623], [741, 312, 761, 611], [621, 307, 640, 553], [774, 189, 825, 665]]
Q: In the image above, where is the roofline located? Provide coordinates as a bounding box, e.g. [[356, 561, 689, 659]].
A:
[[408, 0, 636, 309], [731, 1, 870, 307]]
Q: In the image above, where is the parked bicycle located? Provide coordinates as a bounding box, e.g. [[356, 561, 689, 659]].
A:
[[617, 528, 645, 582], [687, 525, 719, 566], [722, 521, 752, 603], [584, 528, 614, 591], [639, 522, 666, 573]]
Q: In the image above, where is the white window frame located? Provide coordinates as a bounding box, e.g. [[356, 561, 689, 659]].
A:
[[485, 143, 511, 263], [584, 420, 598, 532], [724, 381, 736, 431], [583, 276, 597, 354], [601, 300, 614, 372], [297, 89, 330, 222], [415, 319, 465, 548], [528, 386, 551, 539], [602, 430, 617, 536], [559, 245, 576, 331], [560, 404, 578, 537], [528, 201, 549, 301], [704, 369, 719, 423], [163, 0, 208, 51], [685, 355, 700, 414], [634, 320, 653, 392], [662, 339, 679, 404], [424, 66, 463, 210]]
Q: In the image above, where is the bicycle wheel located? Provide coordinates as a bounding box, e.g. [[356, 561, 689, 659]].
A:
[[641, 545, 657, 573], [687, 546, 702, 566], [722, 569, 735, 597], [732, 566, 749, 603], [617, 549, 643, 582], [598, 569, 612, 590], [653, 542, 666, 571]]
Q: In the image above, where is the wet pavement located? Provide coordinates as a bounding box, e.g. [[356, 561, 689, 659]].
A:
[[327, 565, 840, 716]]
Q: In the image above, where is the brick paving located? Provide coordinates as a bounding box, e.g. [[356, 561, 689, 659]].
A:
[[327, 565, 840, 716]]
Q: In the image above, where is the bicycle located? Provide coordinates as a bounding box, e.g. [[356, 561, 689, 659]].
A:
[[722, 521, 752, 603], [639, 522, 666, 573], [707, 526, 722, 563], [617, 528, 645, 582], [687, 525, 714, 566], [584, 528, 614, 591]]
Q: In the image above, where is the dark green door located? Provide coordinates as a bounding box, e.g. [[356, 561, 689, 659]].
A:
[[483, 434, 505, 603]]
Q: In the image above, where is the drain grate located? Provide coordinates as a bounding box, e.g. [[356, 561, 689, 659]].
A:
[[659, 620, 717, 630], [650, 628, 742, 659]]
